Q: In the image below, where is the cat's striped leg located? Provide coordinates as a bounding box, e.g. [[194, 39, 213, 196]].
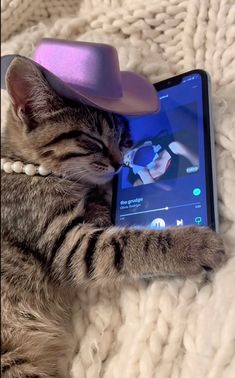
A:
[[38, 218, 225, 286]]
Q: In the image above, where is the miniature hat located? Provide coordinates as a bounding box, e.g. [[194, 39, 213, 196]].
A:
[[1, 38, 159, 115]]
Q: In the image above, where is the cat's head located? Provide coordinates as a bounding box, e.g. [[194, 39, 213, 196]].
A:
[[3, 57, 133, 184]]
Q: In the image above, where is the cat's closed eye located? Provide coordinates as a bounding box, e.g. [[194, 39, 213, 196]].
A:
[[82, 140, 103, 153]]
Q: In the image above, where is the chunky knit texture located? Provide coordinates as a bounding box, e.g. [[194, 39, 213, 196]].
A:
[[1, 0, 235, 377]]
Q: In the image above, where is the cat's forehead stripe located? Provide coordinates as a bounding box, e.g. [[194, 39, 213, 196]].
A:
[[96, 120, 103, 135], [43, 130, 82, 147]]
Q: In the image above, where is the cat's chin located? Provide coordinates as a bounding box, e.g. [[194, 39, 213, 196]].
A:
[[62, 172, 114, 185], [87, 173, 115, 185], [74, 172, 114, 185], [60, 170, 114, 185]]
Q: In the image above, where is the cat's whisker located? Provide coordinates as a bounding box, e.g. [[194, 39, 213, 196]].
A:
[[60, 166, 88, 178], [63, 170, 89, 180], [62, 170, 90, 184]]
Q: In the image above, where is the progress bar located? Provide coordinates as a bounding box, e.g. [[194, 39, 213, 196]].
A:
[[120, 202, 201, 218]]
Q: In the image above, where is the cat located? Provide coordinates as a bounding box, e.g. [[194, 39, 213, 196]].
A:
[[1, 57, 225, 378]]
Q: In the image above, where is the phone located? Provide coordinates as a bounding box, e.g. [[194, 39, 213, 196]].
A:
[[112, 69, 219, 231]]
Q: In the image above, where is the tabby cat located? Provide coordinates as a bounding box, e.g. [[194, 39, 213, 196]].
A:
[[1, 57, 225, 377]]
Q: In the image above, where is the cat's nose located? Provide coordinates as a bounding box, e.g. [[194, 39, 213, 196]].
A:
[[112, 162, 122, 172]]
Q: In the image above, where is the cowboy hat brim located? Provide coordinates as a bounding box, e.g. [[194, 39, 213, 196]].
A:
[[1, 54, 160, 115]]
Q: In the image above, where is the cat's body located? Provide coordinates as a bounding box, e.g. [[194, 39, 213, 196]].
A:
[[1, 57, 225, 377]]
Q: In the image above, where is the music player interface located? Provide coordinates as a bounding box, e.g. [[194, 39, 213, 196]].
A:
[[115, 73, 208, 230]]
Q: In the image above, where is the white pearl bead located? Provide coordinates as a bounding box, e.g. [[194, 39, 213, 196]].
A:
[[3, 162, 13, 173], [12, 161, 23, 173], [38, 165, 51, 176], [24, 164, 37, 176], [1, 158, 7, 169]]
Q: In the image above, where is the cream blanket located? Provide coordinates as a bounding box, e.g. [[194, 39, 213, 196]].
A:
[[1, 0, 235, 377]]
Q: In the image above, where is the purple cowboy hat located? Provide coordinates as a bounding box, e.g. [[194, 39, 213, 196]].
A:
[[1, 38, 160, 116]]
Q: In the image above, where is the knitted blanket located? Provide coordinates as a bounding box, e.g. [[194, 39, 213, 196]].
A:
[[1, 1, 235, 377]]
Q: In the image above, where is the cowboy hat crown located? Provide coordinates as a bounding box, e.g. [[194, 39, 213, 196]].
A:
[[1, 38, 159, 115]]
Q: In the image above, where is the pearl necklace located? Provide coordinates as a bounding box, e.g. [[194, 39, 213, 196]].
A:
[[1, 158, 51, 177]]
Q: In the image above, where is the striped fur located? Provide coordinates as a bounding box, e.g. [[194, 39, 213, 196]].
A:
[[1, 57, 225, 377]]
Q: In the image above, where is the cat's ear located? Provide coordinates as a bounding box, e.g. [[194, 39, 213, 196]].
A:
[[5, 57, 63, 130]]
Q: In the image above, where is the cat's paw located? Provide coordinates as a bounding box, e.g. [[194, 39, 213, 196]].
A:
[[171, 227, 226, 276]]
